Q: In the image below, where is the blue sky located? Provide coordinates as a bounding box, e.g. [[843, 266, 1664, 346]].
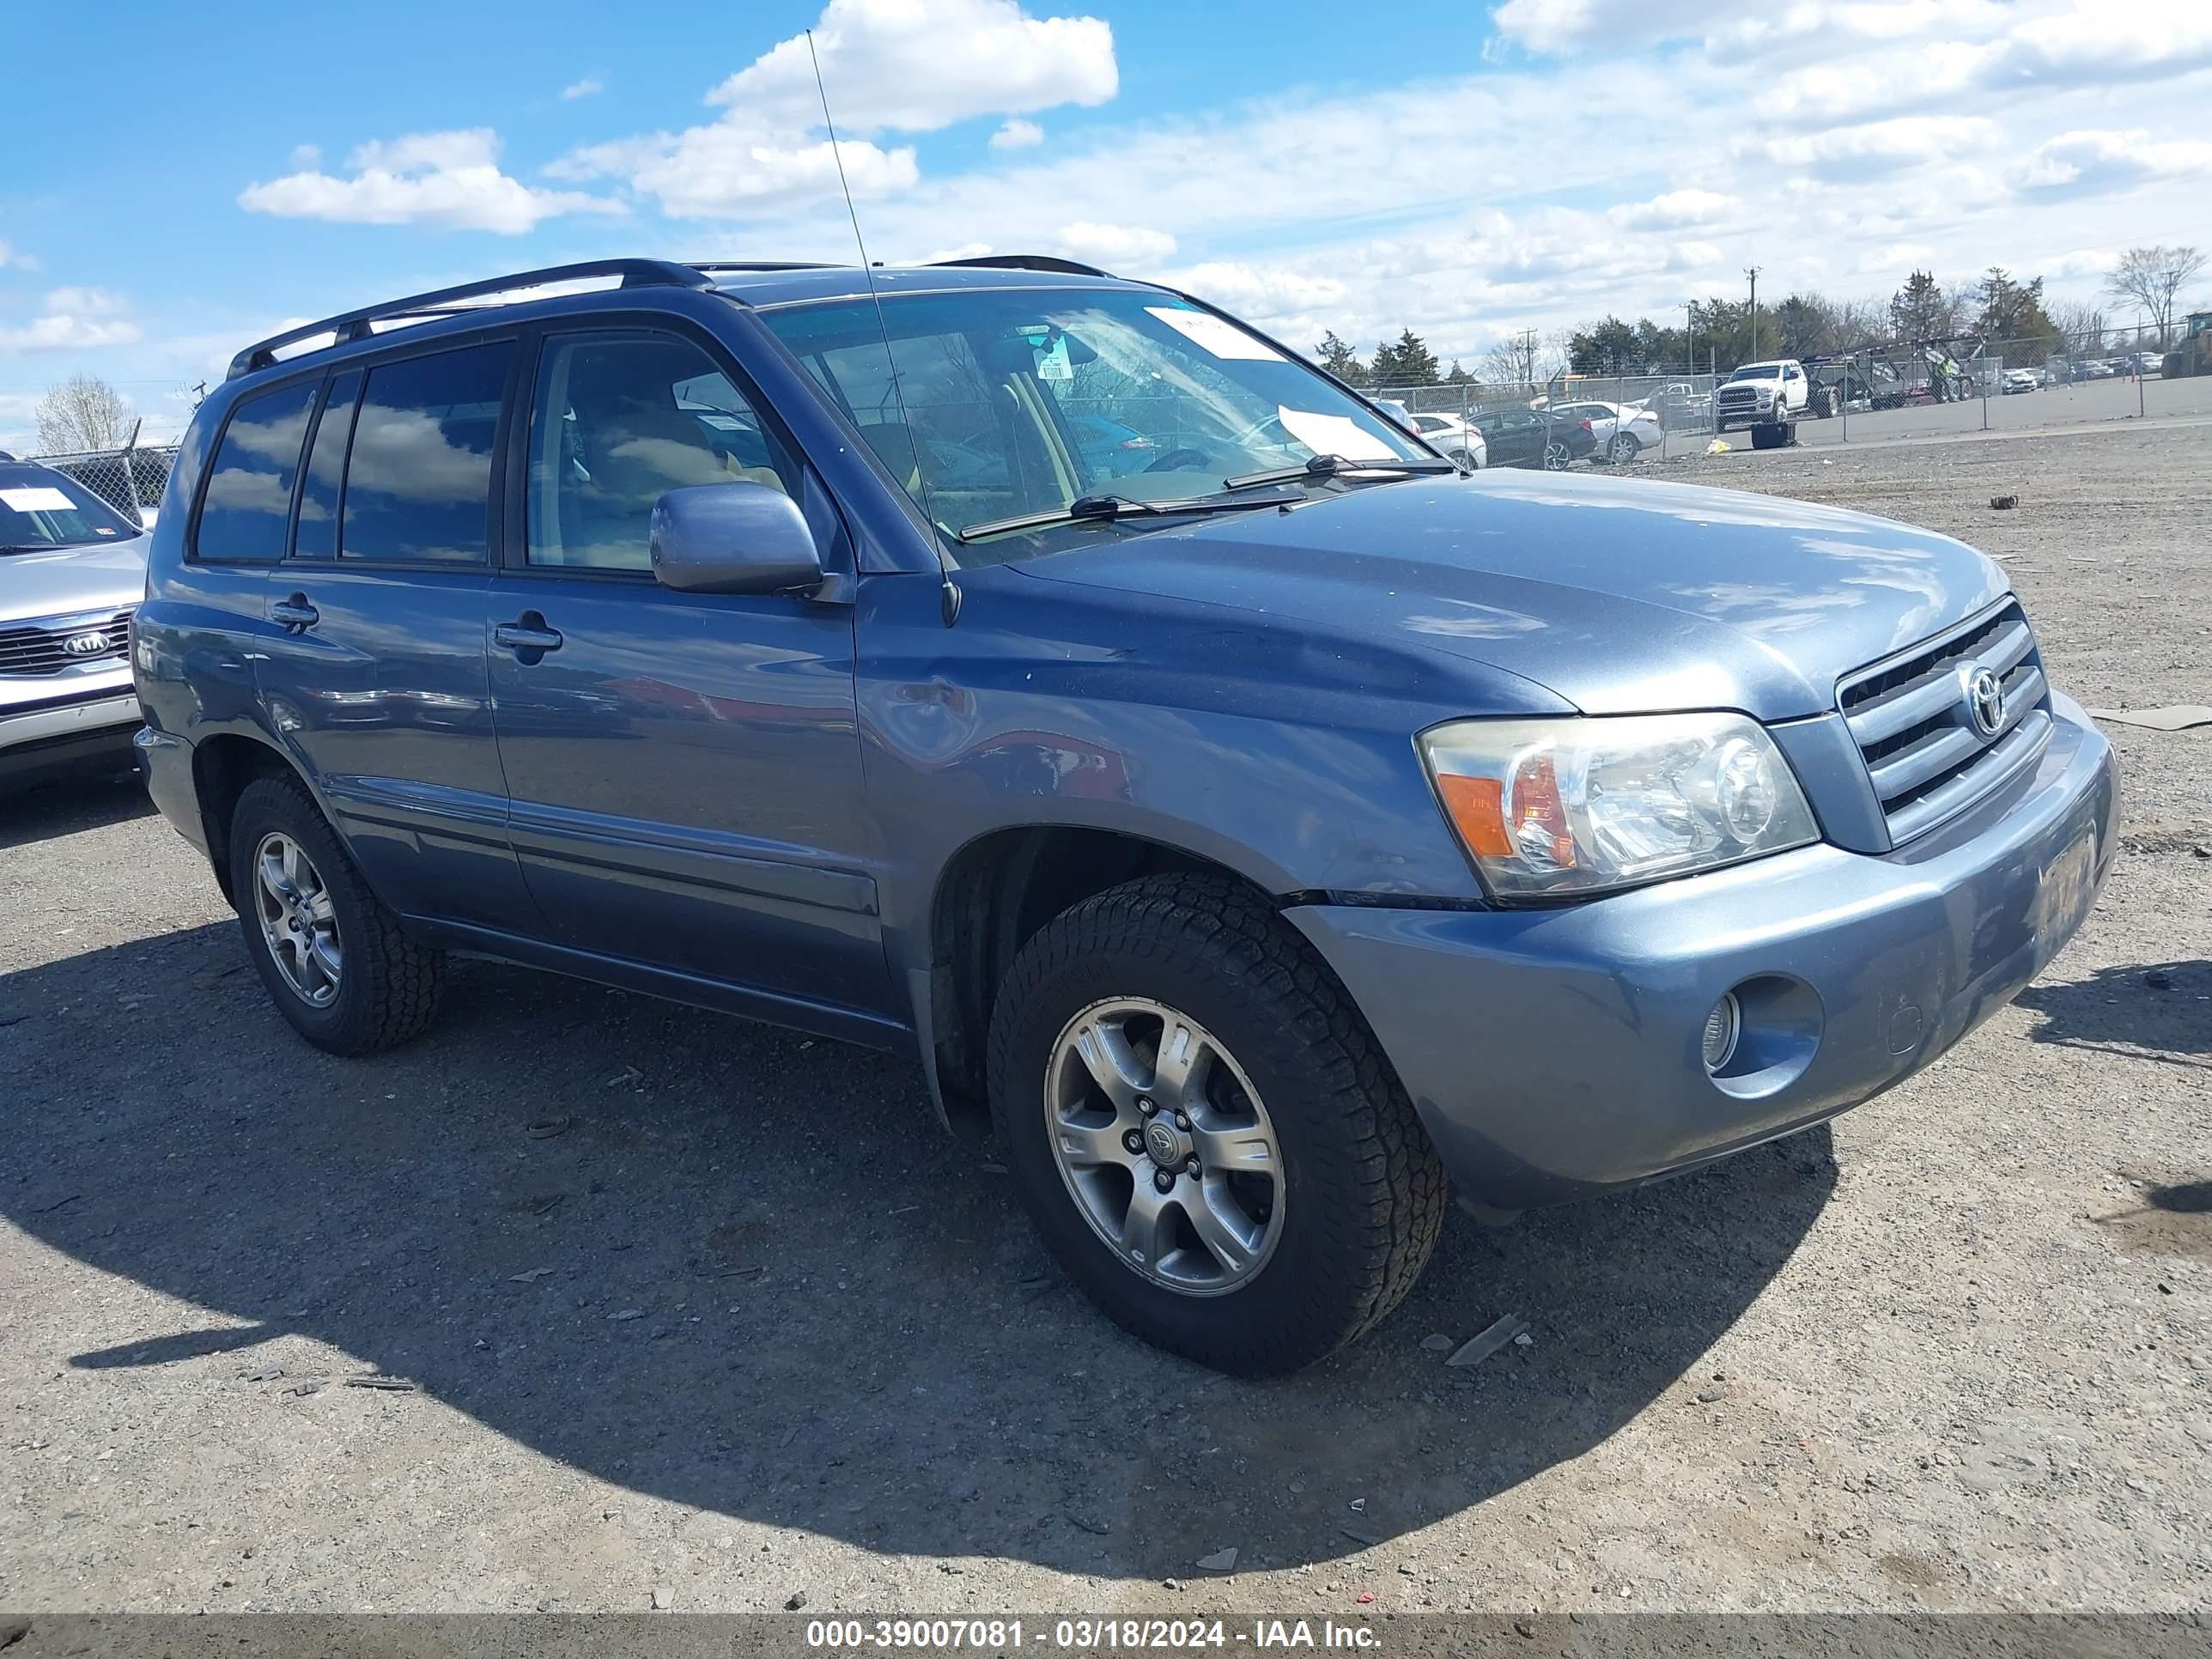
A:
[[5, 0, 2210, 449]]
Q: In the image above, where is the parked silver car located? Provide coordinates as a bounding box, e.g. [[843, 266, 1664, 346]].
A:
[[1, 453, 148, 787]]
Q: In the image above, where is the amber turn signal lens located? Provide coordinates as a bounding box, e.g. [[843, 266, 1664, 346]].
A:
[[1435, 773, 1514, 858]]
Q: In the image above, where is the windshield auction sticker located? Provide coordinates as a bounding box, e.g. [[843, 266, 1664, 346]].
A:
[[1146, 306, 1285, 362]]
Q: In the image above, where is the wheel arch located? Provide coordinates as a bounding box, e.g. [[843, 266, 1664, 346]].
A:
[[919, 824, 1294, 1135], [190, 731, 314, 904]]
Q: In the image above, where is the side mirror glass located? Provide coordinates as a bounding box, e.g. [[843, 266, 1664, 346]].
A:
[[649, 483, 823, 596]]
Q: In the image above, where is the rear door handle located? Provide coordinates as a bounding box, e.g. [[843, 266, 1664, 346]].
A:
[[495, 614, 563, 656], [270, 594, 319, 631]]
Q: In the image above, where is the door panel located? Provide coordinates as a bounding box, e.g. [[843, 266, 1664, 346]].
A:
[[485, 580, 889, 1014], [485, 325, 889, 1018], [258, 565, 532, 928]]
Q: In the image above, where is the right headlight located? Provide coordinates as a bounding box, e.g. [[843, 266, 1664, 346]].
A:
[[1419, 713, 1820, 900]]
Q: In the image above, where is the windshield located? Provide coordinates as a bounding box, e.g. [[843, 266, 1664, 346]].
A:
[[758, 286, 1426, 561], [1724, 362, 1784, 383], [0, 465, 137, 553]]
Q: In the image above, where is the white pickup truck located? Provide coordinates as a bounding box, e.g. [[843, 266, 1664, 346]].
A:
[[1713, 360, 1811, 431]]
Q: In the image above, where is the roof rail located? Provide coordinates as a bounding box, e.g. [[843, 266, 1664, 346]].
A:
[[225, 258, 715, 380], [686, 261, 842, 274], [928, 254, 1115, 278]]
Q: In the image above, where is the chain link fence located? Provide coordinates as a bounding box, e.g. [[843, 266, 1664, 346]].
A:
[[27, 441, 180, 526]]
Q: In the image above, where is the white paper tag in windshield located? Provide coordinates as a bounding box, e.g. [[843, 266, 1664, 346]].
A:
[[1033, 335, 1073, 381], [1, 486, 75, 512], [1275, 406, 1395, 462], [1146, 306, 1284, 362]]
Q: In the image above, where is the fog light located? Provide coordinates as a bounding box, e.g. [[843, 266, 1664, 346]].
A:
[[1702, 993, 1741, 1073]]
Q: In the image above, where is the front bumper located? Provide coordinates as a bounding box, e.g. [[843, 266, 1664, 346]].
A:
[[0, 689, 141, 784], [1289, 696, 2118, 1210]]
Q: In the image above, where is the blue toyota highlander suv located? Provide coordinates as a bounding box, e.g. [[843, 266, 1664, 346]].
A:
[[133, 257, 2117, 1373]]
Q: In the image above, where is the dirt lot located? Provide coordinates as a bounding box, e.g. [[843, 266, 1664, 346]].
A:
[[2, 424, 2207, 1621]]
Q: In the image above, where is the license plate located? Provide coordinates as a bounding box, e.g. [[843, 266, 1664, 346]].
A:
[[2037, 825, 2099, 942]]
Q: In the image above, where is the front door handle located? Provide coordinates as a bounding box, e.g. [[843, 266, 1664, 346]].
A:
[[270, 594, 319, 631], [495, 613, 563, 657]]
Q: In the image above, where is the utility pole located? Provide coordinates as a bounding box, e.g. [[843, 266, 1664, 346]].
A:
[[1685, 301, 1695, 374], [1746, 265, 1762, 362], [1515, 328, 1538, 389]]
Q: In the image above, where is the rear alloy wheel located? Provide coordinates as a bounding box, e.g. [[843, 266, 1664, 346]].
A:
[[228, 775, 445, 1054], [989, 873, 1446, 1374], [1542, 440, 1572, 470], [1607, 433, 1640, 465], [1449, 447, 1480, 470]]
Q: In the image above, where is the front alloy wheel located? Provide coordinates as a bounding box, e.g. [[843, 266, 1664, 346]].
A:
[[988, 872, 1447, 1374], [1607, 434, 1639, 465], [1046, 997, 1284, 1294]]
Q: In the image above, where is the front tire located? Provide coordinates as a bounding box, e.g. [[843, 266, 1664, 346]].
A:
[[1606, 433, 1639, 465], [988, 874, 1446, 1374], [228, 775, 445, 1055]]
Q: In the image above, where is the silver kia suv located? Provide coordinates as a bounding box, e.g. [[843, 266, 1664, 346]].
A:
[[0, 453, 148, 788]]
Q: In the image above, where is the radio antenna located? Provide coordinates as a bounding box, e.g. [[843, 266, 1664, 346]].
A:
[[806, 28, 959, 626]]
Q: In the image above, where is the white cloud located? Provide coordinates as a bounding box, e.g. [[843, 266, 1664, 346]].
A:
[[1492, 0, 1710, 53], [1759, 116, 1996, 181], [1607, 188, 1738, 230], [2012, 128, 2212, 198], [1054, 221, 1176, 266], [561, 76, 604, 100], [551, 0, 1115, 219], [0, 288, 143, 351], [990, 118, 1045, 150], [708, 0, 1115, 135], [289, 143, 321, 169], [240, 128, 625, 233]]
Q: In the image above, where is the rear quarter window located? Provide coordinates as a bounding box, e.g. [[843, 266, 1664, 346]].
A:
[[193, 380, 318, 563]]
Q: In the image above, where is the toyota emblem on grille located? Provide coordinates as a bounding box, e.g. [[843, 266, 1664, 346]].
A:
[[1962, 664, 2004, 739], [62, 629, 111, 657]]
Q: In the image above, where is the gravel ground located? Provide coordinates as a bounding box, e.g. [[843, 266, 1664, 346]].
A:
[[2, 423, 2207, 1620]]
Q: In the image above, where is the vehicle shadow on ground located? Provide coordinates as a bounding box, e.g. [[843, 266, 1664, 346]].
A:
[[0, 768, 153, 851], [2014, 959, 2212, 1064], [3, 922, 1835, 1577]]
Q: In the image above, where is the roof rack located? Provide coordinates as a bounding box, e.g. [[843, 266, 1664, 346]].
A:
[[225, 258, 715, 380], [686, 261, 842, 275], [928, 254, 1115, 278]]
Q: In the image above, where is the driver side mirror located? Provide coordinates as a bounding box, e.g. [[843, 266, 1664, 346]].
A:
[[649, 483, 823, 596]]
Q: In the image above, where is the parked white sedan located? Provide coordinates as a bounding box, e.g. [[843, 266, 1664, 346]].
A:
[[1405, 412, 1487, 469], [1550, 401, 1664, 465]]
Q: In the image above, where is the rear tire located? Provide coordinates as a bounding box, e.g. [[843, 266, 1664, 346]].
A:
[[228, 775, 445, 1055], [988, 874, 1446, 1374], [1541, 441, 1572, 471]]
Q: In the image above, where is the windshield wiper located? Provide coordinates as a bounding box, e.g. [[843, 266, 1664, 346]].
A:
[[957, 489, 1298, 542], [1221, 453, 1459, 493]]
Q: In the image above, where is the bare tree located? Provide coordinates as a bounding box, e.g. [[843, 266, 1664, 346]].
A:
[[2051, 299, 2110, 352], [34, 374, 133, 453], [2103, 246, 2206, 344]]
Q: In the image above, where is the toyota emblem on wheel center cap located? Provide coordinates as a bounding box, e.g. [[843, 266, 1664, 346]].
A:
[[1146, 1121, 1182, 1167], [1961, 664, 2004, 740]]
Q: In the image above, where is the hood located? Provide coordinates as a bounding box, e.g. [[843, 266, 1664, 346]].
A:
[[0, 534, 149, 626], [1014, 470, 2008, 720]]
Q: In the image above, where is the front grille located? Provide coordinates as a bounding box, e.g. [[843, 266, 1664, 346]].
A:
[[1838, 599, 2051, 845], [0, 608, 136, 678]]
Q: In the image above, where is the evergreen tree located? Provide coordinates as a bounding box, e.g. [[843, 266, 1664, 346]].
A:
[[1313, 330, 1367, 384]]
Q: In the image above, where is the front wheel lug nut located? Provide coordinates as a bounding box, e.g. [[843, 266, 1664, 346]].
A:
[[1185, 1157, 1200, 1176], [1173, 1112, 1192, 1132], [1123, 1130, 1145, 1154], [1153, 1170, 1174, 1194], [1137, 1096, 1157, 1115]]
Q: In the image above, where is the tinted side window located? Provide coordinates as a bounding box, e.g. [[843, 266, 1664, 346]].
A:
[[195, 380, 316, 563], [291, 368, 361, 560], [526, 332, 793, 572], [341, 342, 511, 563]]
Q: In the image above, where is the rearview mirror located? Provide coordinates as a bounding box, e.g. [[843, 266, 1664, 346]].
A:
[[649, 483, 823, 596]]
